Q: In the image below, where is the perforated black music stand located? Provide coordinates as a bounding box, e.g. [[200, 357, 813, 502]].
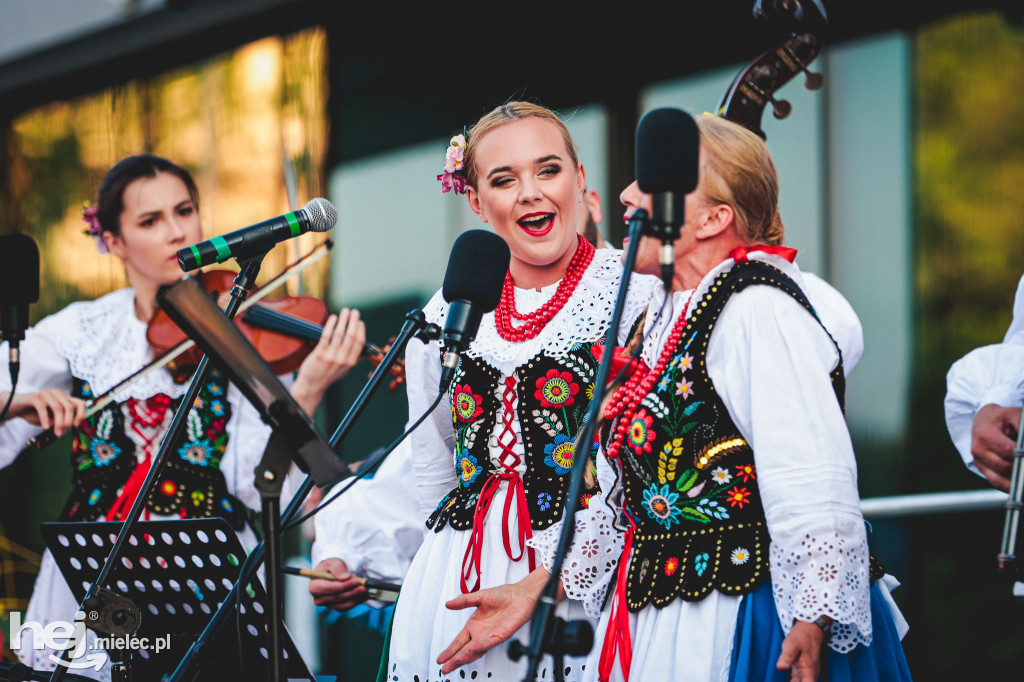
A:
[[42, 518, 314, 681]]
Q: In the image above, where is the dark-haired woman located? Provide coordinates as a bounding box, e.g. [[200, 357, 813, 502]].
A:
[[0, 154, 365, 679]]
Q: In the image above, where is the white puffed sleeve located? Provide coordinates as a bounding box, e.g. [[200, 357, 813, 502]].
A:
[[311, 436, 425, 582], [1004, 274, 1024, 343], [0, 313, 75, 467], [944, 342, 1024, 475], [405, 314, 458, 518], [710, 285, 872, 653]]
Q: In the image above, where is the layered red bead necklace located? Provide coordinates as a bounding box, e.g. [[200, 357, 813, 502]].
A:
[[603, 290, 695, 461], [495, 234, 595, 342]]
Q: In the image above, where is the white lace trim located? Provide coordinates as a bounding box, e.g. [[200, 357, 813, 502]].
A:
[[769, 528, 873, 653], [41, 288, 188, 402], [423, 248, 657, 373], [527, 505, 623, 619]]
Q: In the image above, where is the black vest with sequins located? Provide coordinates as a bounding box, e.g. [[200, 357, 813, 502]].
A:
[[604, 260, 845, 611], [61, 367, 249, 530], [426, 345, 603, 533]]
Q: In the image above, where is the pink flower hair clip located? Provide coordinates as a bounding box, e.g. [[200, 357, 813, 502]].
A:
[[80, 201, 109, 255], [437, 134, 467, 195]]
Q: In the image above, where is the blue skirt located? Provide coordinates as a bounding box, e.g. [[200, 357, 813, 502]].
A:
[[729, 581, 912, 681]]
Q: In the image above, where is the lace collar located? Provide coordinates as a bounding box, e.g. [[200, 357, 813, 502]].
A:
[[424, 247, 657, 374], [44, 288, 189, 402]]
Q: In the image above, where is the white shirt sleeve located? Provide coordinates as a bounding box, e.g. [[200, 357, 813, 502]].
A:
[[311, 436, 425, 582], [799, 271, 865, 376], [405, 335, 458, 518], [710, 285, 873, 653], [944, 343, 1024, 475], [1004, 274, 1024, 343], [0, 314, 74, 468]]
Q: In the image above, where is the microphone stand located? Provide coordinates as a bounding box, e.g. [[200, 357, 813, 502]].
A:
[[164, 309, 438, 682], [47, 254, 269, 682], [511, 212, 648, 682], [998, 400, 1024, 592]]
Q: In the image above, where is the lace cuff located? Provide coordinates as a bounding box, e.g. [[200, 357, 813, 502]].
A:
[[527, 505, 623, 619], [769, 520, 873, 653]]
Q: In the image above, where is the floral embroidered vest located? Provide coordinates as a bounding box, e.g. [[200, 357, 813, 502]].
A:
[[426, 345, 603, 533], [60, 366, 249, 530], [606, 261, 845, 611]]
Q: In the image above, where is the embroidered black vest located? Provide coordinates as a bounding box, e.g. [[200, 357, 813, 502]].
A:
[[426, 344, 603, 533], [604, 261, 845, 611], [61, 366, 249, 530]]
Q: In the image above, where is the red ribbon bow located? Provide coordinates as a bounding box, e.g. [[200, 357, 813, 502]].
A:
[[728, 244, 798, 263]]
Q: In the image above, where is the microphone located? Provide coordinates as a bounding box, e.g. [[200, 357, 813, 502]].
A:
[[177, 198, 337, 271], [438, 230, 510, 391], [0, 233, 40, 387], [635, 108, 700, 287]]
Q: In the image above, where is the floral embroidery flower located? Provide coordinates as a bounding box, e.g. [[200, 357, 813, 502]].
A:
[[725, 486, 752, 509], [675, 378, 695, 400], [457, 452, 481, 487], [90, 440, 121, 467], [710, 466, 732, 485], [160, 481, 177, 497], [537, 492, 552, 512], [818, 563, 838, 582], [179, 440, 213, 466], [543, 434, 575, 475], [581, 539, 599, 558], [81, 382, 93, 397], [730, 547, 750, 565], [535, 369, 579, 408], [220, 497, 234, 513], [657, 375, 672, 392], [209, 399, 226, 416], [88, 488, 102, 506], [191, 490, 205, 506], [586, 382, 596, 401], [679, 353, 694, 371], [209, 418, 226, 434], [694, 552, 710, 577], [642, 483, 683, 529], [580, 492, 594, 509], [734, 463, 756, 482], [453, 384, 483, 421], [628, 409, 656, 455], [664, 556, 680, 576], [208, 383, 223, 396]]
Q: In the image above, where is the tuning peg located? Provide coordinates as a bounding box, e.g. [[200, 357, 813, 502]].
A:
[[770, 96, 792, 119], [802, 68, 824, 90], [790, 34, 825, 90]]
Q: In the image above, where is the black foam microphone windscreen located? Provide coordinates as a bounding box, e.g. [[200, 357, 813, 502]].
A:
[[442, 230, 510, 312], [438, 230, 510, 390], [635, 108, 700, 196], [0, 233, 40, 306]]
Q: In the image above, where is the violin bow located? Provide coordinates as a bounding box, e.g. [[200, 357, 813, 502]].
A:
[[24, 239, 334, 450]]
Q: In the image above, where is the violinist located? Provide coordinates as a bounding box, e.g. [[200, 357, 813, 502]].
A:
[[0, 153, 365, 677]]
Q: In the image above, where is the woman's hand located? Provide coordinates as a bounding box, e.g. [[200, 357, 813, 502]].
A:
[[0, 389, 86, 436], [437, 567, 554, 675], [291, 309, 366, 415], [307, 558, 370, 611], [776, 618, 828, 681]]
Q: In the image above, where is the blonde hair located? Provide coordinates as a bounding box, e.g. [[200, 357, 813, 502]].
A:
[[463, 102, 579, 188], [695, 115, 785, 245]]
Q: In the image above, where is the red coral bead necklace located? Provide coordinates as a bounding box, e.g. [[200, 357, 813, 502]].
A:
[[495, 234, 596, 342]]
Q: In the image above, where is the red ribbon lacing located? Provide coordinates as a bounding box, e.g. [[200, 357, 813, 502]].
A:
[[105, 395, 170, 522], [598, 519, 636, 682], [460, 377, 536, 594], [728, 243, 798, 264]]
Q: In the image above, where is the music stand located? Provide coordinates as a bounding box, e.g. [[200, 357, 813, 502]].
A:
[[42, 519, 314, 681], [157, 276, 350, 682]]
